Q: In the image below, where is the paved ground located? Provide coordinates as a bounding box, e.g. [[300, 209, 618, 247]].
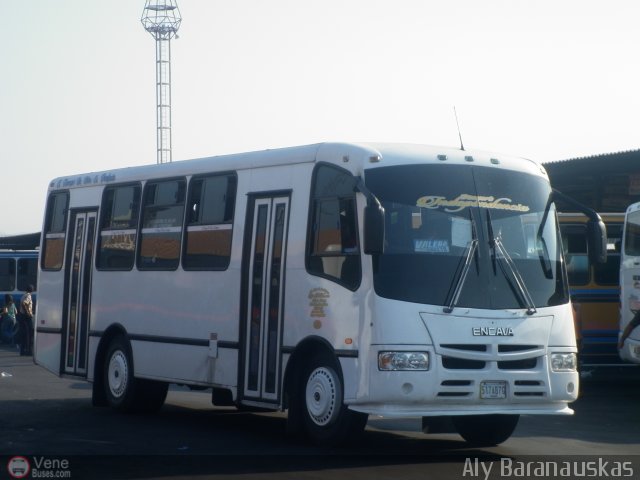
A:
[[1, 344, 639, 479]]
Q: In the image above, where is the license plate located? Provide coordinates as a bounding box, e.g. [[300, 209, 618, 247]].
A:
[[480, 381, 507, 399]]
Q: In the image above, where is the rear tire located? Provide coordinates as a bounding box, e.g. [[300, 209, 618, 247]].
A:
[[294, 351, 368, 446], [453, 414, 519, 446], [103, 335, 167, 413], [104, 335, 137, 412]]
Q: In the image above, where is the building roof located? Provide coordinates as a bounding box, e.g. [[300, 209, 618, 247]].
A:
[[0, 232, 40, 250], [546, 148, 640, 165], [546, 148, 640, 212]]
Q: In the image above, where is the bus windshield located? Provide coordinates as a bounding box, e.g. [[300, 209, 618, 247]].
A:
[[366, 164, 567, 310]]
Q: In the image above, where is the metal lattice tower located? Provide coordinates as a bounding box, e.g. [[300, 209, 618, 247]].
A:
[[141, 0, 182, 164]]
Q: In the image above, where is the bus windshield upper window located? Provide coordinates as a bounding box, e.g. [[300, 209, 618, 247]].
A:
[[183, 174, 237, 270], [138, 178, 186, 270], [42, 191, 69, 271]]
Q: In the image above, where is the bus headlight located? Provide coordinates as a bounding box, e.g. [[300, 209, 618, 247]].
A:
[[550, 353, 577, 372], [378, 352, 429, 371]]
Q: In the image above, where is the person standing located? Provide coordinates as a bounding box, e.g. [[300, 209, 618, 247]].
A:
[[1, 294, 18, 346], [19, 285, 34, 356]]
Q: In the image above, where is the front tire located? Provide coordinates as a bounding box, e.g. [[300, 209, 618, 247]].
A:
[[453, 414, 519, 446], [295, 352, 368, 446]]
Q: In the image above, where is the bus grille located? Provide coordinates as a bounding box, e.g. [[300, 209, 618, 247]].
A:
[[440, 344, 542, 371], [437, 380, 474, 397], [498, 357, 539, 370], [442, 357, 485, 369], [513, 380, 546, 397]]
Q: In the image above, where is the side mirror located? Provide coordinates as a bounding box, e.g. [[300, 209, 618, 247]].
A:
[[364, 204, 385, 255], [587, 216, 607, 264]]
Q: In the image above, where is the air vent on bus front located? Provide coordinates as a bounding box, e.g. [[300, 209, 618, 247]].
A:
[[437, 380, 474, 398]]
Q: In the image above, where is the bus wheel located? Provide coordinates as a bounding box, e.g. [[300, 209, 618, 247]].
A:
[[453, 414, 519, 446], [104, 335, 139, 412], [298, 352, 368, 446]]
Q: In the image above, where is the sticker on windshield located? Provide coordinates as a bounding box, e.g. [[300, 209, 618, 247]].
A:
[[416, 194, 530, 213], [451, 217, 472, 247], [414, 239, 450, 253]]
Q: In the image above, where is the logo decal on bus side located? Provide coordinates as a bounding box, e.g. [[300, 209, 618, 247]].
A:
[[472, 326, 514, 336], [309, 288, 330, 318]]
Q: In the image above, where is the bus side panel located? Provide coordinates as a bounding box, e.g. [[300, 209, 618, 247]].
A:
[[282, 269, 364, 401], [35, 332, 62, 376], [89, 267, 242, 385], [87, 171, 252, 387], [131, 341, 238, 386], [34, 271, 66, 375]]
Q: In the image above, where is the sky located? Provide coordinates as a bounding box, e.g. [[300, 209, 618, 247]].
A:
[[2, 0, 639, 234]]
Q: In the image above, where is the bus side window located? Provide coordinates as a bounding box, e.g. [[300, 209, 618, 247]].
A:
[[307, 164, 361, 290], [561, 224, 589, 285], [183, 173, 237, 270], [0, 258, 15, 291], [17, 258, 37, 292], [137, 178, 186, 270], [42, 191, 69, 271], [97, 184, 141, 270]]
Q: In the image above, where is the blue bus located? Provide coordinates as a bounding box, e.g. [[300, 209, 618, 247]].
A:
[[0, 250, 38, 343]]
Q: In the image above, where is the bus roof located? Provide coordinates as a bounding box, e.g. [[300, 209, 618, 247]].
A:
[[48, 142, 547, 191]]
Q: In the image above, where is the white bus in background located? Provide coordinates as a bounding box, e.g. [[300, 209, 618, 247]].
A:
[[619, 201, 640, 363], [34, 142, 606, 447]]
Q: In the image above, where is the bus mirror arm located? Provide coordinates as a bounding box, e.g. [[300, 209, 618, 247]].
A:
[[355, 177, 385, 255], [552, 189, 607, 264]]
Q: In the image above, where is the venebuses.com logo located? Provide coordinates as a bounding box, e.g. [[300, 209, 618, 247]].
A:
[[7, 456, 72, 478], [7, 456, 30, 479]]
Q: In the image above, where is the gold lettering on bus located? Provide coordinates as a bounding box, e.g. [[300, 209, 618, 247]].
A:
[[416, 194, 530, 213], [309, 288, 330, 318]]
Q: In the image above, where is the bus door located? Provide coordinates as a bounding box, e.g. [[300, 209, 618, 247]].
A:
[[242, 195, 290, 402], [63, 210, 97, 376]]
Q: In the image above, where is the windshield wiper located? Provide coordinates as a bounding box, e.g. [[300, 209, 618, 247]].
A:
[[486, 209, 537, 315], [443, 211, 479, 314]]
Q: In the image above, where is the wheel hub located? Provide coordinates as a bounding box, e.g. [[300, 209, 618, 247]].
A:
[[305, 367, 338, 426], [108, 350, 128, 398]]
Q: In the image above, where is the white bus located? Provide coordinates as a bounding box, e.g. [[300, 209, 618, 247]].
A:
[[34, 142, 606, 446], [619, 201, 640, 363]]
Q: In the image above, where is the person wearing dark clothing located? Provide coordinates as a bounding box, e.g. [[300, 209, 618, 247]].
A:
[[18, 285, 34, 356]]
